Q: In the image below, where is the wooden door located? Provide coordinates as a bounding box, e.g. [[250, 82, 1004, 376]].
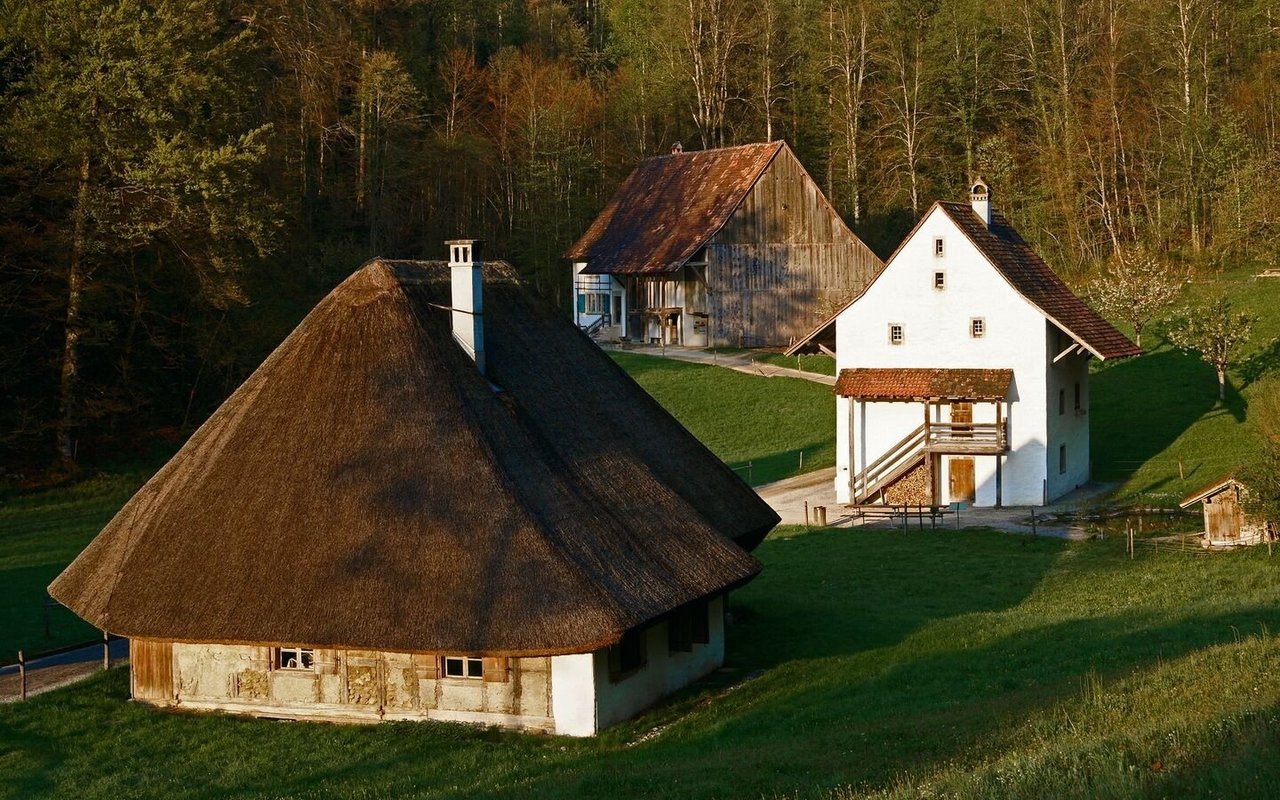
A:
[[949, 457, 975, 503], [951, 402, 973, 438], [131, 639, 174, 702]]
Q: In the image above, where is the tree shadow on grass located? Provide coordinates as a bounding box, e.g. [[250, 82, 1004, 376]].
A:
[[1090, 348, 1221, 485]]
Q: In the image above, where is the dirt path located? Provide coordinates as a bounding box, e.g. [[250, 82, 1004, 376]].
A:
[[608, 344, 837, 386], [0, 638, 129, 702], [755, 467, 1110, 540]]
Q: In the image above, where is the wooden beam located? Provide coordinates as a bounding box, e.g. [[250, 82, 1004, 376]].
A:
[[1053, 341, 1084, 363]]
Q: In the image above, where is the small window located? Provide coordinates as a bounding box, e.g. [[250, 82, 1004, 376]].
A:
[[888, 323, 904, 346], [443, 656, 484, 679], [1059, 444, 1067, 474], [1074, 381, 1082, 411], [691, 598, 710, 644], [608, 628, 647, 682], [933, 270, 946, 290], [583, 292, 607, 315], [934, 237, 944, 257], [276, 647, 315, 671], [668, 609, 693, 653], [1059, 388, 1065, 415], [970, 317, 985, 338]]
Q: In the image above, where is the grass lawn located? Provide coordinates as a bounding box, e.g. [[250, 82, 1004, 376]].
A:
[[707, 347, 839, 377], [4, 526, 1280, 798], [611, 351, 835, 485], [1090, 266, 1280, 504], [0, 475, 145, 658]]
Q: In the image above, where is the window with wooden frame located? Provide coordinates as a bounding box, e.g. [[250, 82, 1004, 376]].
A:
[[275, 647, 315, 671], [970, 317, 985, 338], [608, 628, 647, 682], [933, 270, 946, 290], [442, 656, 484, 679], [668, 608, 693, 653], [933, 237, 944, 257], [691, 598, 710, 644], [888, 323, 904, 346]]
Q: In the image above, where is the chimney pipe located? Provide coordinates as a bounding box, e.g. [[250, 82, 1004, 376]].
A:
[[970, 177, 991, 228], [671, 141, 683, 154], [446, 239, 484, 374]]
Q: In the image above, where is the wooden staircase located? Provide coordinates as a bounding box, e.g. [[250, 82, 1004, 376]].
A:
[[850, 419, 1010, 504]]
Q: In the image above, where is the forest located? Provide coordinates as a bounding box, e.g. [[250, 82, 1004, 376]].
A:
[[1, 0, 1278, 470]]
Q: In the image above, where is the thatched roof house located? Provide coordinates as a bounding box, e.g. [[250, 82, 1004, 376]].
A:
[[51, 243, 777, 734]]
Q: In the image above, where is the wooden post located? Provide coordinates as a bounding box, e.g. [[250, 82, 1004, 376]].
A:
[[1031, 509, 1038, 536], [1178, 456, 1185, 481], [804, 500, 810, 527], [102, 631, 110, 671], [799, 449, 804, 471], [18, 650, 25, 701]]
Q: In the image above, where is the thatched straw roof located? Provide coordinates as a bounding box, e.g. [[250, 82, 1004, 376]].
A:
[[50, 260, 776, 657]]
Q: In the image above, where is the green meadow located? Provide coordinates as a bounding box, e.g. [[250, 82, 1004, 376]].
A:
[[3, 526, 1280, 799]]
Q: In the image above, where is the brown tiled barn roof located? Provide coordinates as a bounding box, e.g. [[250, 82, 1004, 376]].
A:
[[50, 260, 776, 657], [566, 142, 783, 274], [835, 368, 1013, 400], [937, 202, 1141, 360]]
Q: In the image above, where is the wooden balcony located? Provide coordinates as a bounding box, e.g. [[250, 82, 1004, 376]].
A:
[[923, 421, 1008, 455]]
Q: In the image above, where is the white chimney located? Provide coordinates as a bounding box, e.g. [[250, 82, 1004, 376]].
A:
[[970, 177, 991, 228], [446, 239, 484, 374]]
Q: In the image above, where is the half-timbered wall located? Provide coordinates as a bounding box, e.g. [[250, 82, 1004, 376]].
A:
[[137, 643, 555, 732], [706, 149, 880, 347]]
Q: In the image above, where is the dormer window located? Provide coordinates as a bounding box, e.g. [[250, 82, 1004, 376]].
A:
[[889, 323, 904, 345], [933, 271, 946, 290], [934, 237, 944, 257]]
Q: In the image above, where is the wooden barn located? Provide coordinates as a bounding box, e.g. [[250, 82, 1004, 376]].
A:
[[50, 241, 778, 736], [566, 141, 881, 348], [1180, 475, 1275, 548]]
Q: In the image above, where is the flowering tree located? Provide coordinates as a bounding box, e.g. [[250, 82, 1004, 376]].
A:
[[1089, 248, 1183, 348], [1165, 295, 1257, 401]]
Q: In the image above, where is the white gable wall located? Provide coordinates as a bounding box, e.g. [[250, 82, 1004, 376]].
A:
[[1045, 330, 1092, 498], [835, 205, 1055, 506]]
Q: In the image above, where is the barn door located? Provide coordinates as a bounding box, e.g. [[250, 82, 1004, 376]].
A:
[[949, 458, 975, 503], [950, 402, 973, 437], [131, 639, 174, 702]]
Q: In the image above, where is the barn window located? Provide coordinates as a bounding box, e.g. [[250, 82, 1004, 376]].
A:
[[668, 608, 693, 653], [970, 317, 986, 338], [276, 647, 315, 670], [889, 323, 904, 345], [1059, 444, 1067, 474], [608, 628, 647, 682], [934, 237, 944, 257], [443, 656, 484, 679], [691, 598, 711, 644]]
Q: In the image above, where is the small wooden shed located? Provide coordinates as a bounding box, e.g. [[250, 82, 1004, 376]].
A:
[[1179, 475, 1274, 548]]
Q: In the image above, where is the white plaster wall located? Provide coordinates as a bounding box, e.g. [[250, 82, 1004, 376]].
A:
[[571, 262, 626, 339], [550, 596, 726, 736], [550, 652, 597, 736], [1044, 325, 1091, 500], [834, 204, 1051, 506]]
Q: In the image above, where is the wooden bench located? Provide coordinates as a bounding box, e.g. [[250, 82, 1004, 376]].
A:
[[848, 504, 955, 529]]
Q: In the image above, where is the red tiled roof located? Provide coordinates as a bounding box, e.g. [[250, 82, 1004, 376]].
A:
[[937, 202, 1141, 360], [566, 142, 784, 274], [834, 368, 1013, 400]]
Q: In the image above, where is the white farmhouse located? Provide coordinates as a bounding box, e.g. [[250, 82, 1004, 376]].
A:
[[825, 180, 1140, 507]]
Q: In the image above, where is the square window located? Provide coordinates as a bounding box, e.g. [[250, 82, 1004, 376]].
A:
[[934, 271, 946, 290], [443, 656, 484, 679], [934, 237, 944, 257], [970, 317, 985, 338], [276, 647, 315, 671], [889, 324, 904, 346]]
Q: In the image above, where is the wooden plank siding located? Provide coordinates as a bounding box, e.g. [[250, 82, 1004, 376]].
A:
[[706, 147, 880, 346], [131, 639, 175, 702]]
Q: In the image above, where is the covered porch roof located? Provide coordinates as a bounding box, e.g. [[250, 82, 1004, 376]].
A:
[[835, 367, 1013, 401]]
